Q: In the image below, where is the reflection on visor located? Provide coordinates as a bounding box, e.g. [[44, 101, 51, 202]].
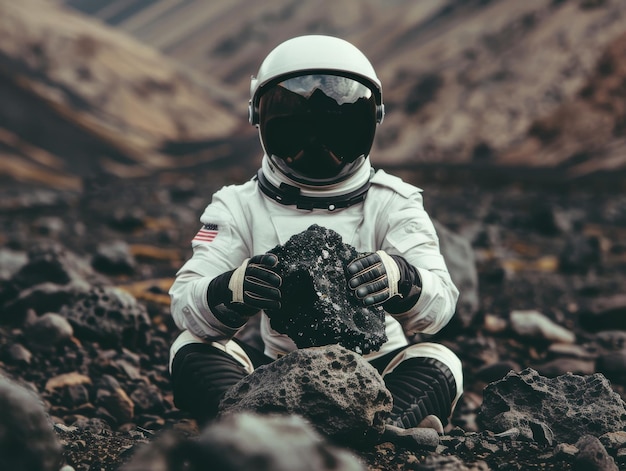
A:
[[279, 75, 373, 105], [258, 74, 377, 181]]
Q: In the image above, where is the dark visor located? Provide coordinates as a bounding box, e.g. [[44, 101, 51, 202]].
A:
[[258, 74, 377, 180]]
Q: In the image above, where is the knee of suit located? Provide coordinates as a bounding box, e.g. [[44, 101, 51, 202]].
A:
[[170, 343, 252, 423]]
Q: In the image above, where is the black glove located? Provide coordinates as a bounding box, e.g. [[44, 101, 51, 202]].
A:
[[347, 251, 421, 309], [208, 254, 282, 322]]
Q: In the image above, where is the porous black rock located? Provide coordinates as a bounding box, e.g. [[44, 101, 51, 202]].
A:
[[60, 285, 151, 348], [0, 242, 102, 323], [218, 345, 393, 445], [478, 368, 626, 444], [267, 225, 387, 355]]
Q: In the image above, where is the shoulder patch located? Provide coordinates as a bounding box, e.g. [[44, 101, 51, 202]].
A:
[[370, 170, 422, 198], [192, 223, 219, 243]]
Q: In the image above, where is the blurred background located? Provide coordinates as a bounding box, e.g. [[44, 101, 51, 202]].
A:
[[2, 0, 626, 191]]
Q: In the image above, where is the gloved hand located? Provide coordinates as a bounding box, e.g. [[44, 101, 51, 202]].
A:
[[208, 254, 282, 318], [229, 253, 282, 311], [347, 251, 421, 308]]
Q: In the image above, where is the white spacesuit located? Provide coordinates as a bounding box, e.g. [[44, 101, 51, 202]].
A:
[[169, 35, 463, 430]]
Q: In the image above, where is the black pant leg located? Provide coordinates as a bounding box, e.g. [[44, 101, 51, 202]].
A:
[[170, 340, 272, 425], [372, 353, 457, 428]]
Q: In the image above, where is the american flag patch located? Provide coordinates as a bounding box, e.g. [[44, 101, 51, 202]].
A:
[[192, 223, 219, 243]]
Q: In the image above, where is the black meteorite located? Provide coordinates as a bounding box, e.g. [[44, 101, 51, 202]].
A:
[[266, 224, 387, 354]]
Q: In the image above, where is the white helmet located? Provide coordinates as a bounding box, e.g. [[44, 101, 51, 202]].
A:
[[249, 35, 384, 187]]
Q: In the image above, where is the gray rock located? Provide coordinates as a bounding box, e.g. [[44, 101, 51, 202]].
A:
[[510, 309, 575, 344], [0, 375, 61, 471], [95, 374, 134, 424], [218, 345, 393, 445], [130, 384, 165, 415], [574, 435, 618, 471], [71, 417, 111, 434], [478, 368, 626, 444], [595, 331, 626, 350], [554, 442, 579, 458], [123, 412, 366, 471], [599, 431, 626, 452], [534, 358, 596, 377], [5, 343, 32, 365], [0, 248, 27, 281], [32, 216, 66, 237], [559, 233, 601, 274], [109, 207, 146, 231], [525, 199, 564, 236], [580, 294, 626, 332], [91, 240, 136, 275], [434, 220, 479, 329], [618, 448, 626, 467], [2, 281, 90, 325], [267, 225, 387, 355], [60, 285, 151, 348], [415, 454, 470, 470], [0, 189, 71, 211], [63, 383, 90, 408], [11, 241, 103, 289], [1, 242, 104, 323], [546, 343, 595, 360], [475, 361, 519, 383], [382, 424, 440, 449], [596, 350, 626, 383], [24, 312, 74, 350]]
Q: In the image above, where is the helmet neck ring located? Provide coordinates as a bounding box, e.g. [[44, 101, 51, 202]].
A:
[[256, 169, 370, 211]]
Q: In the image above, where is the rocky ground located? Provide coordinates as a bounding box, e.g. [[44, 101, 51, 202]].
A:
[[1, 166, 626, 470]]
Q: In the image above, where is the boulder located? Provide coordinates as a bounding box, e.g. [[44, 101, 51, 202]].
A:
[[0, 376, 61, 471], [478, 368, 626, 444], [123, 412, 366, 471], [218, 345, 393, 445]]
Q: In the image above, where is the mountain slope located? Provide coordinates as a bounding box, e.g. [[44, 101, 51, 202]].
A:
[[66, 0, 626, 177], [0, 0, 244, 189]]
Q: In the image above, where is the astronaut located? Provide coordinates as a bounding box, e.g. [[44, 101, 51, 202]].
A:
[[169, 35, 463, 433]]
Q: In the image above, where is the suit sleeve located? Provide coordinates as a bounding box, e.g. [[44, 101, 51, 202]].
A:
[[381, 190, 459, 335], [169, 188, 251, 342]]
